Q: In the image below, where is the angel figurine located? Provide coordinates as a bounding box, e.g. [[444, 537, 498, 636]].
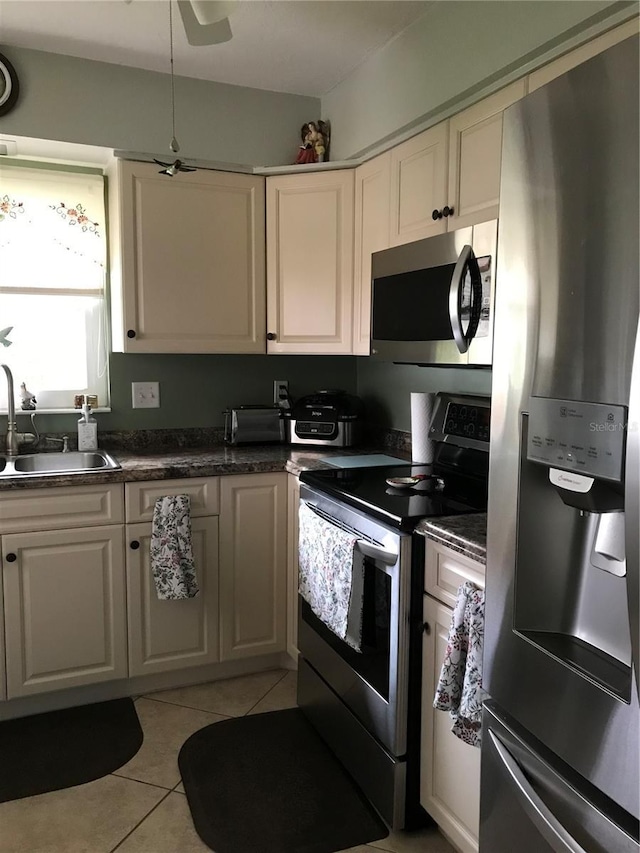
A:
[[20, 382, 37, 410], [294, 120, 331, 165]]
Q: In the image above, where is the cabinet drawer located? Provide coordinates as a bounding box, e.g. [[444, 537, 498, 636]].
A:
[[125, 477, 220, 522], [0, 484, 124, 534], [425, 540, 485, 608]]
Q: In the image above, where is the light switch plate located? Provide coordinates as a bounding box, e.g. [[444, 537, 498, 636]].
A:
[[132, 381, 160, 409]]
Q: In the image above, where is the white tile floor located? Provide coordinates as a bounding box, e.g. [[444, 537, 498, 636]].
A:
[[0, 669, 455, 853]]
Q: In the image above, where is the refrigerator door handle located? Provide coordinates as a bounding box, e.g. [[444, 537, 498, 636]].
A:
[[448, 244, 482, 354], [488, 729, 588, 853], [625, 323, 640, 702]]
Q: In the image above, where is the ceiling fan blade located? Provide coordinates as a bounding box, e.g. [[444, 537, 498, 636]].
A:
[[177, 1, 233, 46], [154, 159, 171, 167], [179, 165, 197, 172], [190, 0, 236, 26]]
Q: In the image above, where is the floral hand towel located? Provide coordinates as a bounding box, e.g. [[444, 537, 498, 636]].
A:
[[433, 581, 486, 747], [150, 495, 199, 600], [298, 501, 365, 652]]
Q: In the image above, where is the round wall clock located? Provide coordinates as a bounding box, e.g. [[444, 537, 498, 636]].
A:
[[0, 52, 19, 117]]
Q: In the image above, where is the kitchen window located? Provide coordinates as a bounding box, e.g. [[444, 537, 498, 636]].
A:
[[0, 164, 109, 410]]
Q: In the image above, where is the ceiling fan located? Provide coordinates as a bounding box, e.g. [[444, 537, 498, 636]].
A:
[[155, 1, 237, 176], [153, 158, 196, 176], [177, 0, 236, 46]]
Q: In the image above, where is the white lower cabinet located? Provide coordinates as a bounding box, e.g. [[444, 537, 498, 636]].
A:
[[421, 540, 485, 853], [2, 525, 128, 698], [219, 473, 287, 661], [126, 517, 220, 677], [0, 470, 290, 704]]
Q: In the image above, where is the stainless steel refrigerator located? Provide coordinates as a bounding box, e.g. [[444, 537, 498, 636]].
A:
[[481, 35, 640, 852]]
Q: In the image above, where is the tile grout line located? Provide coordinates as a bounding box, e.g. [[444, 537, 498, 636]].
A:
[[138, 694, 235, 717], [109, 771, 177, 793], [108, 788, 172, 853], [244, 669, 291, 716]]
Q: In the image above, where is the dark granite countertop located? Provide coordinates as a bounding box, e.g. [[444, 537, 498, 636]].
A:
[[0, 444, 410, 491], [416, 514, 487, 565]]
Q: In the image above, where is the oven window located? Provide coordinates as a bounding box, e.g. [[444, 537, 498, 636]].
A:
[[301, 557, 392, 700]]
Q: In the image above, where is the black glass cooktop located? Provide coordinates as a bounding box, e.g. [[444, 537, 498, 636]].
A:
[[299, 462, 487, 531]]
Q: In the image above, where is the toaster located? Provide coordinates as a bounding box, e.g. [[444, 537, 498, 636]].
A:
[[285, 389, 364, 447], [223, 406, 284, 445]]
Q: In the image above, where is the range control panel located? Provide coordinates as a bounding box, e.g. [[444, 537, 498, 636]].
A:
[[527, 397, 626, 482]]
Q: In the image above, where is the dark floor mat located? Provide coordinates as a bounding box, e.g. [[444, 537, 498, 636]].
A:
[[179, 707, 389, 853], [0, 697, 143, 803]]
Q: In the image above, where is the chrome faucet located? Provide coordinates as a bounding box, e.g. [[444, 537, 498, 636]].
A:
[[1, 364, 35, 457]]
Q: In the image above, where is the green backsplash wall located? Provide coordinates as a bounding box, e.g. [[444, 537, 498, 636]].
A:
[[28, 353, 358, 434], [26, 355, 495, 436], [356, 359, 493, 432]]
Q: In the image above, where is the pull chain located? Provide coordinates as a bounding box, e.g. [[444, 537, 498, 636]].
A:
[[169, 1, 179, 153]]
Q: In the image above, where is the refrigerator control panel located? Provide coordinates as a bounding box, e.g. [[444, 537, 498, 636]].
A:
[[526, 397, 626, 482]]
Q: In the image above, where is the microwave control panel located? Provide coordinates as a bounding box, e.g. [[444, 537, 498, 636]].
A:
[[526, 397, 626, 482]]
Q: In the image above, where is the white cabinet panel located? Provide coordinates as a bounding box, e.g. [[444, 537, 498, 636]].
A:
[[125, 477, 220, 523], [0, 484, 124, 535], [421, 594, 481, 853], [266, 171, 354, 353], [219, 473, 287, 660], [353, 151, 391, 355], [425, 540, 486, 610], [389, 122, 448, 246], [116, 161, 265, 353], [447, 81, 526, 230], [126, 518, 220, 676], [2, 526, 127, 698]]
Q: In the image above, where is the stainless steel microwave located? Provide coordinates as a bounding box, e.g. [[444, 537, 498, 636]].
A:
[[370, 219, 497, 366]]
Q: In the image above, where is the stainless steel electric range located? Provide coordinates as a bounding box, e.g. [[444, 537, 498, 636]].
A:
[[296, 393, 490, 829]]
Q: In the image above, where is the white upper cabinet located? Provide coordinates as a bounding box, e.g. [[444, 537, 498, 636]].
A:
[[389, 122, 449, 246], [266, 170, 354, 354], [527, 18, 639, 93], [353, 151, 391, 356], [112, 160, 266, 354], [386, 81, 526, 251], [446, 80, 526, 230]]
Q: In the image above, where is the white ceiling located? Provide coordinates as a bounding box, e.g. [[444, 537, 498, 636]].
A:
[[0, 0, 433, 97]]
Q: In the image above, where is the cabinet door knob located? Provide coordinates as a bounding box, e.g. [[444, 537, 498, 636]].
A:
[[5, 553, 17, 562], [129, 540, 140, 550], [443, 205, 454, 218], [423, 621, 431, 635], [432, 209, 443, 221], [266, 332, 277, 341], [127, 329, 136, 339]]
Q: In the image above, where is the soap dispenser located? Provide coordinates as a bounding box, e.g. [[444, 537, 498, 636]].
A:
[[77, 403, 98, 451]]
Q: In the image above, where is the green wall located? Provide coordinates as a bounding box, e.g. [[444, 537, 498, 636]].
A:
[[356, 359, 493, 432], [324, 1, 635, 159], [26, 353, 358, 434], [0, 46, 318, 167]]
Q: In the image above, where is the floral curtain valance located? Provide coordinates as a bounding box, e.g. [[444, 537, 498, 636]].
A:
[[0, 166, 106, 293]]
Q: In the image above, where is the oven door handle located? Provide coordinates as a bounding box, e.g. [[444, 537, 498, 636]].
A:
[[302, 501, 398, 566], [356, 540, 398, 566]]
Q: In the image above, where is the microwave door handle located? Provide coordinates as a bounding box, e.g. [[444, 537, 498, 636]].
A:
[[449, 245, 482, 354]]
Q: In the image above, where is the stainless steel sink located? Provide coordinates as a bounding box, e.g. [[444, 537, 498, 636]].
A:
[[0, 450, 121, 478]]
